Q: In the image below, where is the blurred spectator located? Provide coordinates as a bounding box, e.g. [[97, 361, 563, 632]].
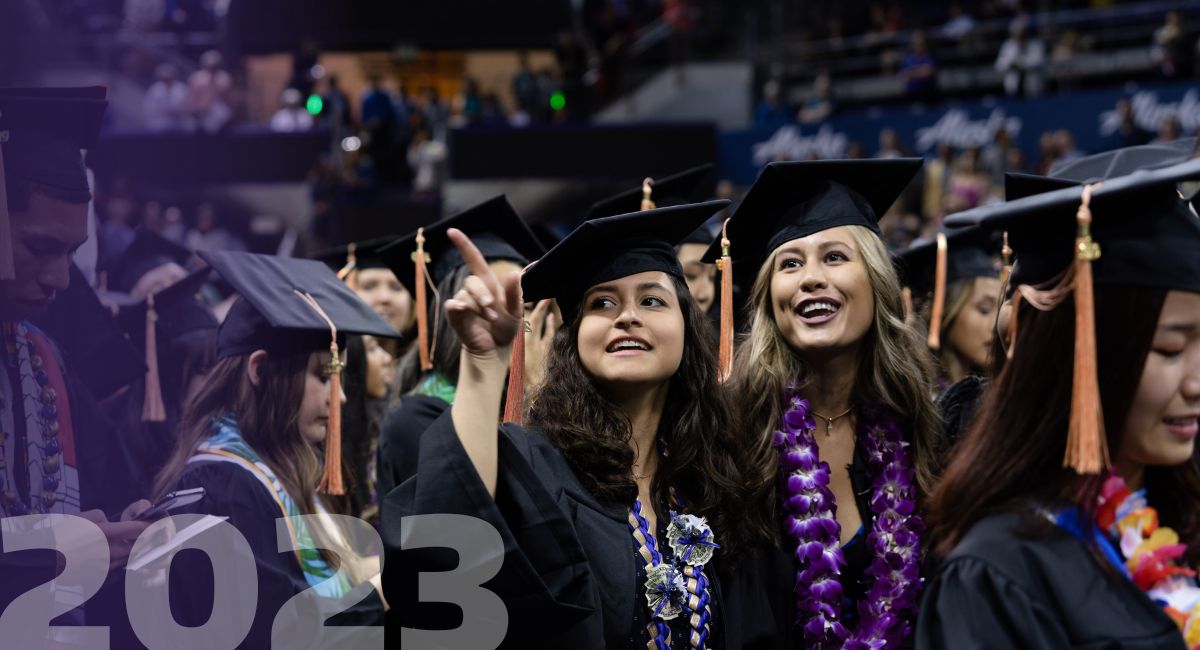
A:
[[1006, 147, 1027, 176], [419, 86, 450, 142], [320, 75, 355, 132], [361, 75, 398, 180], [755, 80, 793, 130], [1152, 10, 1192, 78], [798, 72, 836, 125], [187, 50, 234, 133], [141, 201, 165, 235], [940, 4, 976, 41], [945, 147, 988, 212], [996, 26, 1045, 97], [457, 78, 483, 125], [979, 128, 1012, 190], [1103, 98, 1154, 149], [591, 4, 632, 103], [1154, 116, 1184, 144], [513, 51, 539, 117], [98, 178, 137, 267], [186, 203, 247, 253], [923, 142, 955, 219], [407, 126, 447, 194], [663, 0, 698, 73], [554, 30, 590, 120], [144, 63, 192, 132], [900, 31, 938, 102], [479, 94, 509, 126], [162, 205, 187, 244], [1053, 129, 1082, 164], [1036, 130, 1059, 174], [844, 141, 866, 159], [1050, 29, 1083, 91], [269, 88, 314, 132], [875, 127, 906, 158]]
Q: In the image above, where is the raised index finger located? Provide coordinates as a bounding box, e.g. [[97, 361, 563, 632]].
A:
[[446, 228, 502, 297]]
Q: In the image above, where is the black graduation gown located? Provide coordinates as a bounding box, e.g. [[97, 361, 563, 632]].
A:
[[934, 374, 986, 454], [375, 393, 449, 501], [916, 512, 1187, 650], [168, 461, 385, 650], [382, 410, 790, 649]]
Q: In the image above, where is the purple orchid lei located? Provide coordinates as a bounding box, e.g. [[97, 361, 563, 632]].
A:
[[774, 394, 924, 649]]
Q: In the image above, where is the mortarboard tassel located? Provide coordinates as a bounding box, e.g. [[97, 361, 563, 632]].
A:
[[1000, 231, 1017, 361], [503, 319, 527, 424], [0, 133, 14, 280], [640, 177, 656, 211], [1065, 183, 1108, 475], [337, 242, 358, 290], [999, 231, 1013, 292], [413, 228, 433, 372], [294, 290, 345, 495], [717, 218, 734, 382], [926, 232, 948, 350], [1006, 294, 1020, 361], [141, 293, 167, 422]]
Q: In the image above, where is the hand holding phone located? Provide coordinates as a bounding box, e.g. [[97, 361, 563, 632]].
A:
[[135, 487, 206, 521]]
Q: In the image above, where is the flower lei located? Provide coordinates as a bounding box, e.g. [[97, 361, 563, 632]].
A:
[[774, 395, 924, 649], [628, 489, 720, 649], [1096, 475, 1200, 649]]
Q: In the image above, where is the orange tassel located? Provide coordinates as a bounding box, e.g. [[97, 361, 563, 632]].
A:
[[319, 340, 345, 495], [337, 242, 358, 290], [999, 231, 1013, 290], [717, 218, 734, 383], [293, 289, 346, 495], [927, 233, 948, 350], [503, 319, 527, 423], [0, 135, 14, 281], [141, 293, 167, 422], [413, 228, 433, 372], [1064, 184, 1108, 474], [640, 177, 656, 211], [901, 287, 914, 323]]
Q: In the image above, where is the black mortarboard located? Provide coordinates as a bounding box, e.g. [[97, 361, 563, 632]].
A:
[[1007, 140, 1197, 202], [199, 251, 401, 360], [897, 227, 1000, 296], [312, 236, 395, 276], [0, 87, 108, 280], [586, 164, 715, 219], [948, 158, 1200, 291], [947, 156, 1200, 475], [102, 228, 194, 293], [377, 195, 545, 292], [112, 268, 216, 346], [700, 158, 924, 288], [523, 200, 730, 323], [896, 227, 1001, 350], [30, 264, 145, 401]]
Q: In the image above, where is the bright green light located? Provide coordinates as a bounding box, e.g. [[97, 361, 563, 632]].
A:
[[549, 91, 565, 111], [306, 94, 323, 115]]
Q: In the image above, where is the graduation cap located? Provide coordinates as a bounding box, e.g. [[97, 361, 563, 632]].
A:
[[895, 227, 1001, 349], [101, 228, 194, 294], [698, 158, 923, 378], [1048, 138, 1195, 181], [0, 87, 108, 280], [311, 236, 398, 287], [377, 195, 545, 372], [521, 200, 731, 390], [199, 250, 401, 494], [585, 164, 715, 220], [946, 157, 1200, 475], [29, 264, 145, 401], [103, 268, 215, 422]]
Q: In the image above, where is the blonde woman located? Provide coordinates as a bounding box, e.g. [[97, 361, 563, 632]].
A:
[[708, 159, 940, 648]]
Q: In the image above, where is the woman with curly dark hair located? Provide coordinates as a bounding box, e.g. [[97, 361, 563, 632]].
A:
[[918, 163, 1200, 649], [383, 201, 785, 649]]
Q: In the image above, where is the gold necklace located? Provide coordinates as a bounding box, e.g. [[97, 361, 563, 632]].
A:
[[809, 406, 854, 436]]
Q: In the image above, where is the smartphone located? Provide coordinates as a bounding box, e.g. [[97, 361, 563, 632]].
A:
[[135, 487, 206, 521]]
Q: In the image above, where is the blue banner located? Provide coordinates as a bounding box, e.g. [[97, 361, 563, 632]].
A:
[[719, 81, 1200, 185]]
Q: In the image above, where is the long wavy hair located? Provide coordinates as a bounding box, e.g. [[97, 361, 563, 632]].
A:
[[925, 277, 985, 384], [153, 349, 344, 569], [527, 274, 772, 557], [929, 286, 1200, 565], [733, 225, 942, 529]]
